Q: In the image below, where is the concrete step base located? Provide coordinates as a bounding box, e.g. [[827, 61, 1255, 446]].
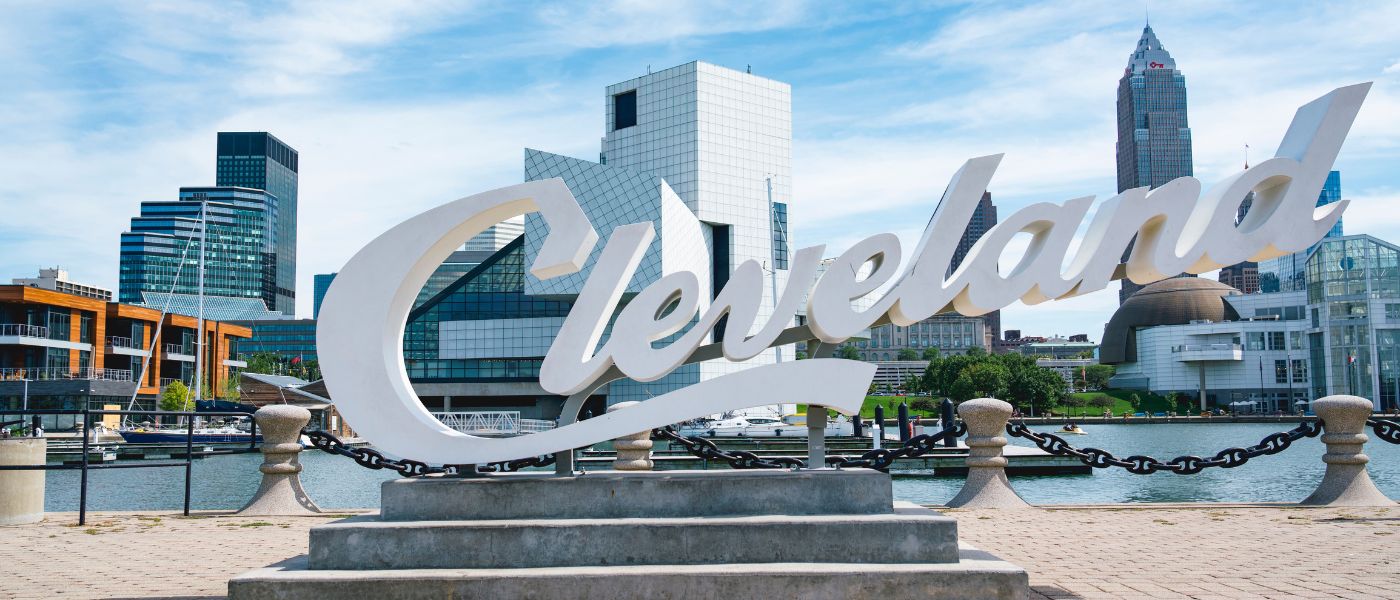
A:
[[308, 504, 959, 569], [230, 545, 1027, 600], [380, 469, 893, 521]]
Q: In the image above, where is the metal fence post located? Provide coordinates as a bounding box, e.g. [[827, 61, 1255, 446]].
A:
[[184, 413, 194, 516], [897, 402, 910, 443], [79, 408, 89, 526], [940, 398, 955, 447]]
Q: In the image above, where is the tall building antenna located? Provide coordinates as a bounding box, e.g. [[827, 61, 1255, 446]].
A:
[[1244, 144, 1250, 169], [1145, 0, 1150, 25]]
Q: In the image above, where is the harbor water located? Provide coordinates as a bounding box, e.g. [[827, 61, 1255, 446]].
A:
[[42, 423, 1400, 511]]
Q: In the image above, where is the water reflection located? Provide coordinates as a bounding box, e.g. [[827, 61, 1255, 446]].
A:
[[43, 423, 1400, 510]]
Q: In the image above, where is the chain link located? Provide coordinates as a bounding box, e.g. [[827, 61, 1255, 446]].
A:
[[651, 428, 807, 469], [653, 422, 966, 471], [825, 423, 967, 470], [303, 430, 555, 477], [1005, 420, 1323, 475], [1369, 418, 1400, 445]]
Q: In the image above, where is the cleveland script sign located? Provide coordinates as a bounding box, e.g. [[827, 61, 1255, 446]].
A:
[[319, 83, 1370, 464]]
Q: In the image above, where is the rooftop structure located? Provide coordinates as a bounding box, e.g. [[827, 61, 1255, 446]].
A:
[[12, 268, 112, 301]]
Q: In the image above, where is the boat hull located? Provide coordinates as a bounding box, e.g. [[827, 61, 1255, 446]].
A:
[[119, 431, 261, 444]]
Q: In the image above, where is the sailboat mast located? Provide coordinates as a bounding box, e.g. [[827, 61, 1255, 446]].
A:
[[193, 199, 207, 404]]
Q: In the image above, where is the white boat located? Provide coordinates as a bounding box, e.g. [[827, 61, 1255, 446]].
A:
[[676, 414, 857, 438]]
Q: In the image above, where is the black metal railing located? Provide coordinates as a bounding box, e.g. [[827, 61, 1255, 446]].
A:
[[1005, 419, 1323, 475], [0, 408, 259, 525]]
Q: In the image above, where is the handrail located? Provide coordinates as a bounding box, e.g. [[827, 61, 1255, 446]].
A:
[[1173, 343, 1240, 352], [0, 367, 133, 382], [0, 323, 49, 338], [0, 408, 258, 526]]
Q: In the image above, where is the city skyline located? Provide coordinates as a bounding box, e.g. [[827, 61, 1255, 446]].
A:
[[2, 2, 1398, 338]]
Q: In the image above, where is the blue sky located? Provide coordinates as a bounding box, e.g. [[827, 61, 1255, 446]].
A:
[[2, 1, 1398, 339]]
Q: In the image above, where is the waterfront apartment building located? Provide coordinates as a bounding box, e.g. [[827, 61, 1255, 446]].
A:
[[0, 285, 249, 430], [215, 132, 299, 313], [12, 267, 112, 301], [1116, 24, 1195, 304], [402, 61, 793, 420], [119, 186, 279, 317]]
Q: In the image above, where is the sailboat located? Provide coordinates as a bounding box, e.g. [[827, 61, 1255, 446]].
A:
[[118, 200, 261, 445]]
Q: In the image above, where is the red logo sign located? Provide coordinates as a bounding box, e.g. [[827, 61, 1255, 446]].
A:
[[1149, 61, 1165, 68]]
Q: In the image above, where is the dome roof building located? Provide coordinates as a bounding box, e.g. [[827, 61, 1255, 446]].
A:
[[1100, 278, 1241, 365]]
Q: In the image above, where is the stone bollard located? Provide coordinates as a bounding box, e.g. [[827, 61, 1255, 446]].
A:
[[238, 405, 322, 515], [0, 437, 46, 525], [946, 398, 1030, 509], [608, 401, 653, 471], [1300, 395, 1395, 507]]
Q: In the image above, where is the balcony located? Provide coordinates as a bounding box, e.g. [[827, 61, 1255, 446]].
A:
[[160, 377, 193, 389], [1172, 343, 1243, 362], [107, 336, 150, 357], [164, 343, 196, 362], [0, 324, 91, 351], [0, 367, 134, 382]]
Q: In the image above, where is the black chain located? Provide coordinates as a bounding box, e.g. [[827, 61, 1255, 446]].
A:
[[303, 430, 555, 477], [825, 423, 967, 470], [651, 428, 806, 469], [653, 422, 966, 471], [1005, 420, 1323, 475], [1369, 418, 1400, 445]]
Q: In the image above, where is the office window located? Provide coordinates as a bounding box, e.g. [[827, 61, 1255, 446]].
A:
[[614, 91, 637, 130], [1275, 360, 1289, 384], [1267, 331, 1285, 351]]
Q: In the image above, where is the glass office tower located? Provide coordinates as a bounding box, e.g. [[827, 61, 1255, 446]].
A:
[[1305, 235, 1400, 411], [1116, 25, 1195, 304], [215, 132, 299, 313], [1260, 171, 1345, 293], [118, 187, 272, 307]]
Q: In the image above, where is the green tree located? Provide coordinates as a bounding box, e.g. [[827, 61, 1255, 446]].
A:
[[836, 345, 862, 361], [896, 348, 920, 361], [794, 351, 808, 360], [160, 381, 193, 412], [949, 361, 1009, 401], [996, 353, 1065, 415], [244, 352, 283, 375], [923, 354, 974, 397], [902, 374, 923, 394], [1072, 364, 1115, 391], [220, 376, 240, 401], [1088, 394, 1116, 410], [921, 347, 941, 361], [965, 346, 988, 357], [1129, 393, 1142, 413]]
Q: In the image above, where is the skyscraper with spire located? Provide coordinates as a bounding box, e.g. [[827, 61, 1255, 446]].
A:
[[1116, 24, 1194, 304]]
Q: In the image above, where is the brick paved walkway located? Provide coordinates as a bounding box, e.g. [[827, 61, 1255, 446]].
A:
[[1, 505, 1396, 599], [954, 505, 1400, 600]]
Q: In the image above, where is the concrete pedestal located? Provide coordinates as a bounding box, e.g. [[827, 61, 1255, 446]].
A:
[[0, 438, 46, 526], [229, 470, 1028, 599]]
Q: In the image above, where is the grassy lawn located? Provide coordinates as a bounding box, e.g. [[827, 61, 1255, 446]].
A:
[[1055, 389, 1193, 417], [800, 396, 945, 419]]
